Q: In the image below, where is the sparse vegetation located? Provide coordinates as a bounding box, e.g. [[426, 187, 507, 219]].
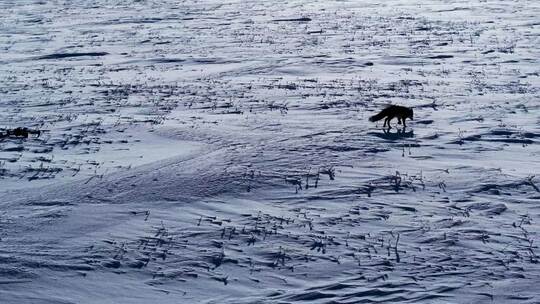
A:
[[1, 0, 538, 303]]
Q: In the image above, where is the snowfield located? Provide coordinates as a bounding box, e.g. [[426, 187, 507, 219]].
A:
[[1, 0, 539, 303]]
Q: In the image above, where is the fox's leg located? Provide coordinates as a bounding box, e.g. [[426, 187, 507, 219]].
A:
[[403, 118, 407, 128], [398, 117, 402, 125]]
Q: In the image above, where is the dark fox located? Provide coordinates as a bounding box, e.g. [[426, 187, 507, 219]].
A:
[[369, 105, 413, 128], [0, 127, 41, 139]]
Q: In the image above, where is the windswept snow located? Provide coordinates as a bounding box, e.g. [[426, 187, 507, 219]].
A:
[[1, 0, 539, 303]]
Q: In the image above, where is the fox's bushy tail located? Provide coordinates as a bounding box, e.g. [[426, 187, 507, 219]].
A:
[[369, 111, 386, 122]]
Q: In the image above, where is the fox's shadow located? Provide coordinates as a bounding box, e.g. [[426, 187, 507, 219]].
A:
[[369, 127, 414, 141]]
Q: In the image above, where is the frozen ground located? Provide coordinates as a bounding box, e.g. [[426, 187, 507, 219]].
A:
[[1, 0, 539, 303]]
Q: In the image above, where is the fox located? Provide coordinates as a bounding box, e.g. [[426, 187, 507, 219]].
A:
[[369, 105, 413, 128], [0, 127, 41, 139]]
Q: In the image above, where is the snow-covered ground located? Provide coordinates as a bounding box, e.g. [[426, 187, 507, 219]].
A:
[[1, 0, 539, 303]]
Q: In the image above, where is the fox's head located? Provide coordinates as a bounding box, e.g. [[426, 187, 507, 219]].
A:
[[407, 108, 414, 120]]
